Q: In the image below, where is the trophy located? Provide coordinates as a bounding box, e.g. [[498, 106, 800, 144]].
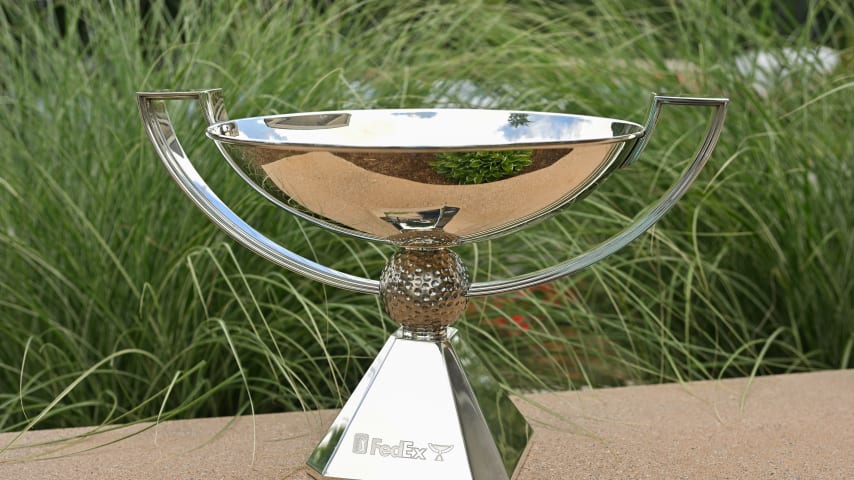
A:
[[137, 89, 727, 480]]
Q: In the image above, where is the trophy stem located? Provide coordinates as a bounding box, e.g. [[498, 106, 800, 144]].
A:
[[308, 236, 531, 478], [399, 325, 448, 341], [379, 244, 469, 339]]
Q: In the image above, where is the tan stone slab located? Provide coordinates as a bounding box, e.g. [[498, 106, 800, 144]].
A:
[[0, 409, 336, 479], [517, 369, 854, 479], [1, 370, 851, 479]]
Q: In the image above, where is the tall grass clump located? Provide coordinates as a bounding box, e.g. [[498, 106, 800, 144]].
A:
[[1, 0, 851, 438]]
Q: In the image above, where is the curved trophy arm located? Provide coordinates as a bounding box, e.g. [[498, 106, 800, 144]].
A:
[[467, 95, 729, 297], [136, 89, 381, 295]]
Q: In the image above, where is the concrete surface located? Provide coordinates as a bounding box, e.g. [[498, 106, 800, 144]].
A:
[[1, 370, 851, 479]]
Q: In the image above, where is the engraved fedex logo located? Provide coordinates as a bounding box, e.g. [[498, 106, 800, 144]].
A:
[[352, 433, 454, 462]]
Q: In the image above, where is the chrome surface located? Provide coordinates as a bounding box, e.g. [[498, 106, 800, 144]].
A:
[[467, 95, 729, 296], [209, 110, 643, 244], [208, 109, 643, 150], [136, 90, 380, 294], [450, 331, 532, 477], [307, 328, 529, 480], [379, 247, 469, 338]]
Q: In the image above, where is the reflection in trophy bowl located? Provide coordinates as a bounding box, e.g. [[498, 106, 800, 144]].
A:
[[206, 109, 645, 245]]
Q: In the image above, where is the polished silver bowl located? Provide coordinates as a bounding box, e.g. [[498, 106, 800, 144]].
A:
[[207, 109, 644, 244]]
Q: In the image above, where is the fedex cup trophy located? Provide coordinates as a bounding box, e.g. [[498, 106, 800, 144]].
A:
[[137, 89, 727, 480]]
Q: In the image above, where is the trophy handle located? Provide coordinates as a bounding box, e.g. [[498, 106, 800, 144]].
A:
[[467, 95, 729, 297], [136, 90, 381, 295]]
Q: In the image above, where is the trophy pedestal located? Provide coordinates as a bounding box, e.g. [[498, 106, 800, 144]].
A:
[[307, 329, 531, 480]]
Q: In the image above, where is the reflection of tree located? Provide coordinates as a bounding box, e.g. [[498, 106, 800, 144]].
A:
[[508, 113, 531, 128], [431, 150, 532, 184]]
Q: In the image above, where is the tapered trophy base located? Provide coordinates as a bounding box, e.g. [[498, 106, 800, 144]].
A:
[[307, 328, 531, 480]]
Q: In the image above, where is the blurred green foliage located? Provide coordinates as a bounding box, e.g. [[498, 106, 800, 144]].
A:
[[0, 0, 851, 434]]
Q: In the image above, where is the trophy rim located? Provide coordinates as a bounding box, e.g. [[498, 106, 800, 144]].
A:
[[205, 107, 645, 151]]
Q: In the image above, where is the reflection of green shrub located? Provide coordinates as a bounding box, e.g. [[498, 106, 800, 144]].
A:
[[431, 150, 533, 184]]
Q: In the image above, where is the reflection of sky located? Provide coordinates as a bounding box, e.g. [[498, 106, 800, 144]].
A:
[[500, 115, 598, 143], [391, 111, 437, 119], [216, 110, 642, 148]]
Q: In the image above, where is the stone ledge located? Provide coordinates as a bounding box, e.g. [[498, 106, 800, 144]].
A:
[[1, 370, 851, 479]]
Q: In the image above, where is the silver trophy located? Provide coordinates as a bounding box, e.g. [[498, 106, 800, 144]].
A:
[[137, 89, 727, 480]]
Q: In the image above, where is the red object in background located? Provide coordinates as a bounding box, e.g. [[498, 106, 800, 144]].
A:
[[510, 315, 531, 331], [480, 284, 572, 336]]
